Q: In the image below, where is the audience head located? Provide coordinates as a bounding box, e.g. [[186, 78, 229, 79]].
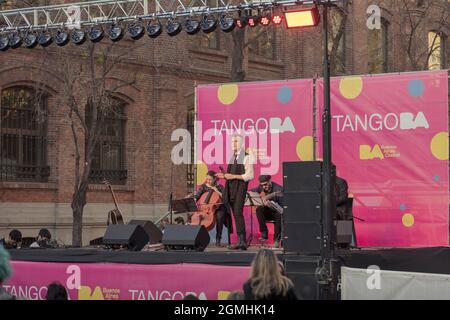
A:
[[174, 217, 185, 225], [38, 228, 52, 241], [0, 245, 12, 285], [277, 261, 286, 276], [183, 294, 199, 300], [249, 249, 293, 299], [8, 229, 22, 247], [227, 291, 245, 300], [46, 282, 68, 300]]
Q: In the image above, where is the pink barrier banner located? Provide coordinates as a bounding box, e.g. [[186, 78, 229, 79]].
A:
[[317, 71, 449, 247], [196, 80, 314, 243], [3, 261, 250, 300]]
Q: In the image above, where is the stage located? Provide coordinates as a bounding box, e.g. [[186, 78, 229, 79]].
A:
[[3, 246, 450, 300]]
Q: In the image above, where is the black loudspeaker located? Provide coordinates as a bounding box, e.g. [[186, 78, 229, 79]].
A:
[[103, 224, 149, 251], [162, 225, 210, 251], [335, 220, 355, 248], [284, 222, 321, 254], [129, 220, 162, 244], [285, 257, 321, 300], [283, 162, 323, 192], [283, 192, 322, 223]]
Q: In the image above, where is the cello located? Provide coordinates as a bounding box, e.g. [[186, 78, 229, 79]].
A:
[[190, 187, 221, 231]]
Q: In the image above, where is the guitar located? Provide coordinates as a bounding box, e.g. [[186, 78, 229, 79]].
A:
[[103, 178, 124, 225]]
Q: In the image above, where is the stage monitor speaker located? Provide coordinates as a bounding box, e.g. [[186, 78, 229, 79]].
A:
[[283, 191, 322, 223], [103, 224, 149, 251], [284, 222, 321, 254], [129, 220, 162, 244], [162, 225, 210, 251], [335, 220, 355, 248]]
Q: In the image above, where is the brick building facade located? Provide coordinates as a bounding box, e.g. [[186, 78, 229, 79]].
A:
[[0, 0, 448, 245]]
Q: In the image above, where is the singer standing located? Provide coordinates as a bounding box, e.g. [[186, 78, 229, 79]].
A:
[[217, 134, 254, 250]]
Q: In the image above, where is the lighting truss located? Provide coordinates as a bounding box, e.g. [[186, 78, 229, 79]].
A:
[[0, 0, 342, 33]]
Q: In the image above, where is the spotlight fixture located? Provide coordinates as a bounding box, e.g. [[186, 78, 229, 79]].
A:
[[166, 18, 182, 37], [236, 11, 247, 29], [200, 14, 217, 33], [55, 29, 70, 46], [8, 33, 22, 49], [147, 19, 162, 38], [71, 29, 86, 45], [184, 18, 200, 35], [272, 14, 283, 25], [38, 30, 53, 47], [128, 20, 145, 40], [87, 26, 104, 42], [260, 14, 271, 26], [219, 14, 235, 33], [108, 24, 124, 42], [0, 34, 9, 51], [247, 15, 259, 27], [23, 31, 38, 48]]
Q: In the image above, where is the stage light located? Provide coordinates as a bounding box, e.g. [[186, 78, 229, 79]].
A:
[[260, 15, 271, 26], [147, 20, 162, 38], [219, 14, 235, 33], [71, 29, 86, 45], [108, 24, 124, 42], [128, 20, 145, 40], [236, 16, 247, 29], [23, 32, 38, 48], [88, 26, 104, 42], [247, 16, 259, 27], [272, 14, 283, 25], [285, 7, 320, 29], [200, 14, 217, 33], [38, 31, 52, 47], [55, 29, 69, 46], [8, 33, 22, 49], [166, 18, 182, 37], [0, 34, 9, 51], [184, 18, 200, 35]]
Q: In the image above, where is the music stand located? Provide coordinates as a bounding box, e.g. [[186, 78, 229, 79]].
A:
[[172, 198, 199, 214]]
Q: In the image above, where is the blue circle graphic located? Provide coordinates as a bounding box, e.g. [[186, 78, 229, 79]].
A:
[[408, 80, 425, 97], [278, 86, 293, 104], [400, 204, 407, 212]]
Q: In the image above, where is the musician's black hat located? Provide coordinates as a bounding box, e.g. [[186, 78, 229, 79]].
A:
[[258, 175, 272, 183]]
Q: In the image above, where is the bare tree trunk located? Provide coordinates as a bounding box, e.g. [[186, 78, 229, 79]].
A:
[[71, 185, 86, 247], [231, 28, 246, 82]]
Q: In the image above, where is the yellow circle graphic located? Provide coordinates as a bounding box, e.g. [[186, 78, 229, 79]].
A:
[[217, 84, 239, 105], [430, 132, 449, 161], [296, 136, 314, 161], [339, 77, 363, 100], [402, 213, 415, 228], [196, 161, 208, 186]]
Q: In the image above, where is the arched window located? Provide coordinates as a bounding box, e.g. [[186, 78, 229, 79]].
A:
[[86, 97, 127, 185], [0, 86, 49, 182]]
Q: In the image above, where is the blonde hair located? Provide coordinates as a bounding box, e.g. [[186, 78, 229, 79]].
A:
[[248, 249, 293, 299]]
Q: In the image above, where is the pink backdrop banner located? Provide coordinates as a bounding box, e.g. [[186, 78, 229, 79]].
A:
[[196, 80, 314, 243], [3, 261, 250, 300], [317, 71, 449, 247]]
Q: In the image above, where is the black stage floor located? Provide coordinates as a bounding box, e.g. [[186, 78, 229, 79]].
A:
[[8, 246, 450, 274]]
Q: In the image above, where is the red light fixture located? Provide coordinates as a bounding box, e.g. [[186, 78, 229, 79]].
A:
[[284, 7, 320, 29], [272, 14, 283, 25], [247, 16, 259, 27], [260, 16, 271, 26]]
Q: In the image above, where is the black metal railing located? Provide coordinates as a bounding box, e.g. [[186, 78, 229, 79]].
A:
[[89, 169, 127, 185], [0, 164, 50, 182]]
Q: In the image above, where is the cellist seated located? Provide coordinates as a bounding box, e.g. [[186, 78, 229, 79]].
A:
[[191, 170, 232, 247]]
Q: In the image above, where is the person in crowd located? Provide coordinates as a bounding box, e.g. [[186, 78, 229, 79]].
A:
[[0, 229, 22, 249], [243, 249, 297, 300], [0, 245, 15, 300], [30, 228, 54, 248], [174, 217, 185, 225], [183, 294, 199, 300], [227, 291, 245, 300], [46, 282, 68, 300]]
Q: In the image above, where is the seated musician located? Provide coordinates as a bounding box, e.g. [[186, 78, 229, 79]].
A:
[[250, 175, 283, 248], [193, 171, 231, 247]]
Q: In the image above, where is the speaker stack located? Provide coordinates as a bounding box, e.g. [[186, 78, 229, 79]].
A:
[[282, 161, 338, 300]]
